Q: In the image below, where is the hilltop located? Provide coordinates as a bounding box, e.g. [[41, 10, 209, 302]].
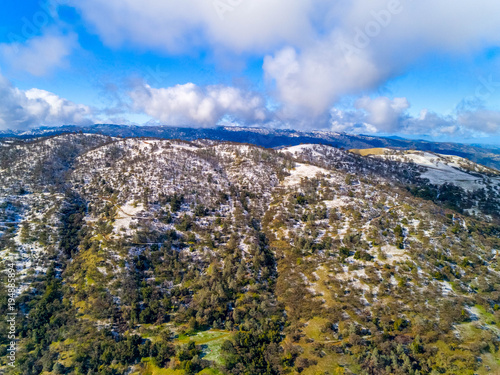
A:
[[3, 124, 500, 170]]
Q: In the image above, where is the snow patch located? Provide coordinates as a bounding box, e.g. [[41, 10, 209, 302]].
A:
[[283, 163, 330, 187], [113, 202, 144, 234]]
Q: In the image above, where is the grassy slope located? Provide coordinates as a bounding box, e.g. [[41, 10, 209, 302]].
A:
[[349, 148, 389, 156]]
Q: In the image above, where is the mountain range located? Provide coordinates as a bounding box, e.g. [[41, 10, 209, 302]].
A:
[[2, 124, 500, 170]]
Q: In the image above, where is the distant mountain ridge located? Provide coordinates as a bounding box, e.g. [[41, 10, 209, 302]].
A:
[[3, 123, 500, 170]]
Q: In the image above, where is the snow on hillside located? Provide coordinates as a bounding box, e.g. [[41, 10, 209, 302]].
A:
[[113, 201, 144, 234], [283, 163, 331, 187], [282, 144, 320, 154], [374, 150, 500, 191], [4, 133, 500, 375]]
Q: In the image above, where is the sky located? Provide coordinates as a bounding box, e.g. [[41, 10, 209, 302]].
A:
[[1, 0, 500, 144]]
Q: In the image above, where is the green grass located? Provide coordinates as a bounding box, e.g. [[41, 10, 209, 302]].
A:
[[201, 339, 225, 364], [310, 267, 336, 308], [139, 360, 185, 375], [136, 323, 172, 341], [290, 317, 357, 375], [454, 307, 500, 374], [49, 338, 77, 367], [175, 329, 231, 365], [428, 340, 476, 374], [303, 317, 330, 341], [196, 369, 224, 375], [476, 353, 500, 375], [139, 358, 223, 375], [473, 304, 498, 326]]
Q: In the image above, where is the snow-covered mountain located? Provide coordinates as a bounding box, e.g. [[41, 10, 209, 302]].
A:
[[3, 123, 500, 170], [1, 134, 500, 375]]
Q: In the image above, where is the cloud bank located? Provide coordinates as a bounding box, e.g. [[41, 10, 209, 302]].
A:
[[68, 0, 500, 120], [329, 97, 500, 139], [2, 0, 500, 139], [0, 74, 93, 130], [67, 0, 317, 53], [129, 83, 269, 127]]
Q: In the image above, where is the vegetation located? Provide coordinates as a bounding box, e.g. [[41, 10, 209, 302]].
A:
[[1, 135, 500, 374]]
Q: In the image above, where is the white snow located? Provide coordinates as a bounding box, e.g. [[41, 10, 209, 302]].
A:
[[323, 197, 351, 209], [379, 245, 409, 262], [437, 281, 455, 296], [280, 144, 329, 160], [377, 151, 499, 191], [283, 163, 330, 187], [170, 142, 199, 151], [282, 144, 318, 154], [113, 202, 144, 234]]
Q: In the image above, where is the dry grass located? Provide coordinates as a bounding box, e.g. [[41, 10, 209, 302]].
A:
[[349, 148, 390, 156]]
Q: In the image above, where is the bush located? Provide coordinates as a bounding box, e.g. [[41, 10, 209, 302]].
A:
[[354, 250, 373, 261]]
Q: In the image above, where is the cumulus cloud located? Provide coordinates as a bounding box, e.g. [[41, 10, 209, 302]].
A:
[[65, 0, 500, 121], [0, 74, 93, 130], [328, 96, 410, 134], [2, 0, 495, 136], [406, 110, 455, 134], [264, 0, 500, 117], [458, 110, 500, 134], [355, 96, 409, 132], [24, 88, 93, 125], [327, 95, 500, 139], [71, 0, 500, 54], [0, 32, 77, 76], [67, 0, 317, 53], [129, 83, 269, 126], [329, 107, 372, 133], [263, 44, 382, 118]]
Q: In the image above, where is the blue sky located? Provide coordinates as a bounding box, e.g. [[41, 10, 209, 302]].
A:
[[1, 0, 500, 144]]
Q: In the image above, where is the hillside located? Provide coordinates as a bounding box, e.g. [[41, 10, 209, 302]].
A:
[[350, 148, 500, 209], [1, 135, 500, 375], [3, 124, 500, 171]]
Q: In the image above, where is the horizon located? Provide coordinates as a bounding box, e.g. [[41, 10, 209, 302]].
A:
[[4, 122, 500, 150], [1, 1, 500, 144]]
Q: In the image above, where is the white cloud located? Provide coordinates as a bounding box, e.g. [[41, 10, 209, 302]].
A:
[[329, 107, 374, 133], [65, 0, 500, 121], [327, 96, 441, 135], [458, 110, 500, 134], [355, 96, 409, 132], [328, 96, 500, 139], [68, 0, 500, 55], [328, 96, 410, 134], [129, 82, 268, 126], [264, 0, 500, 117], [24, 88, 93, 125], [342, 0, 500, 55], [0, 74, 93, 130], [0, 32, 77, 76], [263, 44, 382, 119], [67, 0, 317, 53], [398, 109, 460, 137]]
